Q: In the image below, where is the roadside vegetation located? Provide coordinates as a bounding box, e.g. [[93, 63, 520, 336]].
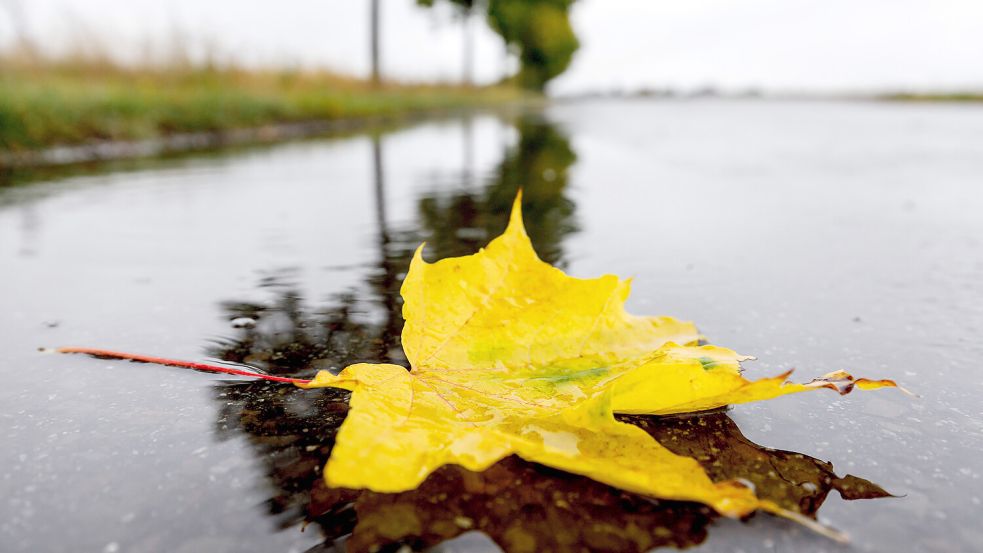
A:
[[0, 53, 529, 152], [884, 92, 983, 103]]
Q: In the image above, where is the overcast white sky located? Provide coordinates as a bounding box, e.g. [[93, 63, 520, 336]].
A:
[[2, 0, 982, 93]]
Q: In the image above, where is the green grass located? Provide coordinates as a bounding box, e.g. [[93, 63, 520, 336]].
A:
[[0, 59, 531, 152]]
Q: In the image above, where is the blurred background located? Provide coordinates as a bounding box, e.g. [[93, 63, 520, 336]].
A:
[[3, 0, 983, 93], [2, 2, 983, 553], [2, 0, 983, 157]]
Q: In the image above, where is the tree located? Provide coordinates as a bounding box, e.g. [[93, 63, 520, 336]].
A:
[[487, 0, 579, 91], [417, 0, 580, 92]]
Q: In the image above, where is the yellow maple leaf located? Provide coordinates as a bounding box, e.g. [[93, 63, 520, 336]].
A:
[[297, 193, 898, 530]]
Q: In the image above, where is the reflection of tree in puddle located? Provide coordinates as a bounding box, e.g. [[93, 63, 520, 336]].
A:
[[207, 116, 889, 551], [416, 117, 577, 265]]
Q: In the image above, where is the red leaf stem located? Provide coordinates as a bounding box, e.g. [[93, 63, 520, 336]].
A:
[[55, 346, 312, 385]]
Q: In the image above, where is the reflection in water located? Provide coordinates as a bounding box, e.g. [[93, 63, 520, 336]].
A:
[[417, 117, 577, 265], [207, 116, 889, 552]]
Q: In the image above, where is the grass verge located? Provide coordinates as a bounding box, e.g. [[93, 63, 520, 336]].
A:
[[883, 93, 983, 103], [0, 57, 531, 153]]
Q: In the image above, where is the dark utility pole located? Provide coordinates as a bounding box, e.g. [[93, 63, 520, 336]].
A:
[[370, 0, 381, 85]]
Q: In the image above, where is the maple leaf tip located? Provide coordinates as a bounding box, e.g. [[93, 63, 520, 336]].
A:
[[507, 191, 528, 236]]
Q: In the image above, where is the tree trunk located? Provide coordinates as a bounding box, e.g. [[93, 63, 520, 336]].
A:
[[462, 6, 474, 86]]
